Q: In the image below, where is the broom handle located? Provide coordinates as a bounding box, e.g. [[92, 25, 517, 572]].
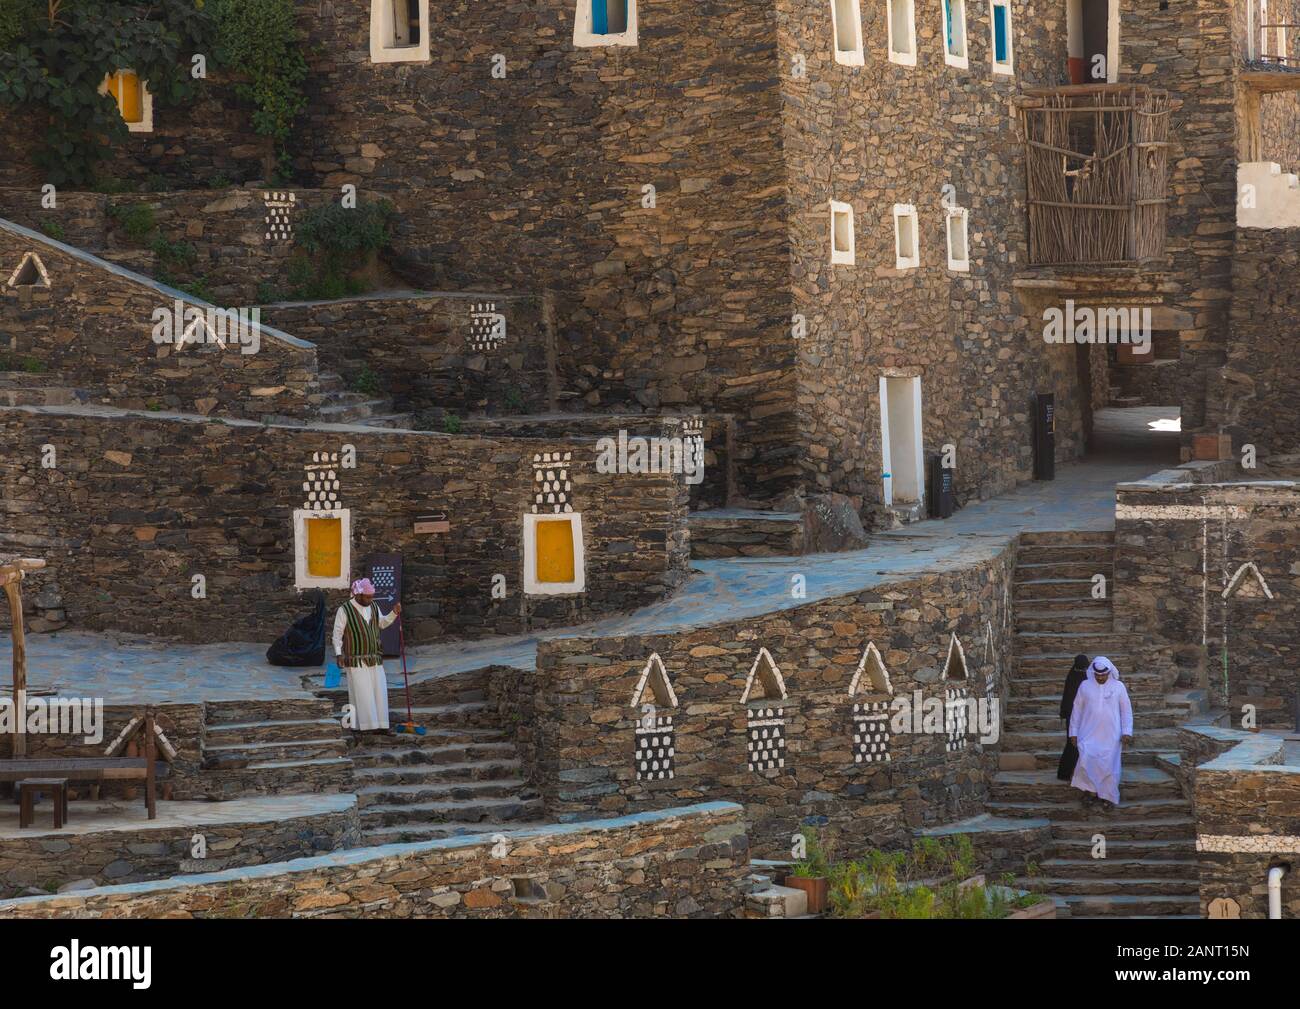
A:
[[397, 613, 414, 724]]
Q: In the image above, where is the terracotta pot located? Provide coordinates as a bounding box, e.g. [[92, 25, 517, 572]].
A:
[[785, 875, 829, 915]]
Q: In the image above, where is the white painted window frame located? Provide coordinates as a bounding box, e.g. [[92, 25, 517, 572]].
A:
[[943, 0, 969, 68], [893, 203, 920, 270], [523, 512, 587, 596], [887, 0, 917, 66], [99, 70, 153, 133], [831, 0, 866, 66], [879, 375, 925, 508], [945, 205, 970, 271], [6, 251, 50, 289], [573, 0, 639, 48], [989, 0, 1014, 75], [830, 200, 856, 265], [370, 0, 431, 64], [293, 508, 352, 591]]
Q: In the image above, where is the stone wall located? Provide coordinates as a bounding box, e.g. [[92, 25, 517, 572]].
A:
[[513, 548, 1016, 857], [0, 802, 751, 919], [260, 291, 553, 417], [0, 795, 359, 897], [1115, 474, 1300, 719], [0, 405, 691, 645], [0, 221, 320, 420], [1185, 725, 1300, 919], [1224, 226, 1300, 458]]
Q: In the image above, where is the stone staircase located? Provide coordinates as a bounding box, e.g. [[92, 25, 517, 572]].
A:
[[198, 699, 354, 799], [321, 669, 543, 844], [992, 530, 1199, 918]]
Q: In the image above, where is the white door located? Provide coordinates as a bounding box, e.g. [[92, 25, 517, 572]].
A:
[[880, 376, 924, 506]]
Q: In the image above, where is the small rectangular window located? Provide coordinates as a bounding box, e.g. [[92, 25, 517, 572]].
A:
[[832, 0, 865, 66], [830, 200, 856, 265], [943, 0, 968, 67], [524, 513, 587, 595], [991, 0, 1013, 73], [946, 207, 970, 272], [294, 508, 352, 589], [102, 70, 153, 132], [371, 0, 430, 63], [894, 204, 919, 270], [575, 0, 638, 47], [888, 0, 917, 66]]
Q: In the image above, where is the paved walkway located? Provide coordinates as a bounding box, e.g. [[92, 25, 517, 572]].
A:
[[1, 420, 1171, 704]]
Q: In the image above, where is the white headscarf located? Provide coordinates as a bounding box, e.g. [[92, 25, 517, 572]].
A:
[[1088, 656, 1120, 682]]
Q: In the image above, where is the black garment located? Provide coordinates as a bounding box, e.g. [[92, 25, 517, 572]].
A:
[[266, 590, 327, 666], [1056, 655, 1089, 781]]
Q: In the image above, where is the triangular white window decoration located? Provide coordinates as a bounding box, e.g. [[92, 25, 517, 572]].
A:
[[942, 632, 969, 681], [6, 252, 50, 289], [740, 646, 788, 703], [629, 652, 678, 708], [847, 641, 892, 696], [1223, 561, 1274, 601], [179, 312, 224, 350]]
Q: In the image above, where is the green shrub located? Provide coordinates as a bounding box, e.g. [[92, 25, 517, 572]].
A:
[[288, 199, 396, 299], [38, 219, 65, 241], [109, 203, 156, 245], [442, 413, 462, 435], [350, 365, 381, 397]]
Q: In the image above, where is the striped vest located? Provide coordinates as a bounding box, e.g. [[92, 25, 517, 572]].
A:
[[341, 601, 382, 668]]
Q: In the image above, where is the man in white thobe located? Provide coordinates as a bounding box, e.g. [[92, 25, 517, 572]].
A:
[[1069, 656, 1133, 808], [332, 578, 400, 733]]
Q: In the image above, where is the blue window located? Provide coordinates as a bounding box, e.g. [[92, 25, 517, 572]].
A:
[[945, 0, 954, 50], [593, 0, 628, 35], [993, 3, 1010, 64]]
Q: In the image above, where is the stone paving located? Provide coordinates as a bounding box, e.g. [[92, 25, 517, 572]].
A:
[[1, 416, 1173, 704]]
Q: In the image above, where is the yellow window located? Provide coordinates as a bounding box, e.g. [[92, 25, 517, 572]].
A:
[[107, 71, 144, 124], [305, 517, 343, 579], [534, 519, 576, 584]]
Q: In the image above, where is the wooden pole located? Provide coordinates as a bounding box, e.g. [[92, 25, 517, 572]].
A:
[[3, 577, 26, 757]]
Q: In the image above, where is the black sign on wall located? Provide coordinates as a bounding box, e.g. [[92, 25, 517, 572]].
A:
[[365, 553, 403, 658], [1033, 393, 1056, 481]]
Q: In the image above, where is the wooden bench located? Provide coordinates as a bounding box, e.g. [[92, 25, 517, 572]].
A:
[[18, 777, 68, 829], [0, 757, 169, 819]]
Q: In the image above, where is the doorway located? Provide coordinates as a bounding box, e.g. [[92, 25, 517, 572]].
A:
[[880, 375, 924, 507], [1067, 0, 1117, 84]]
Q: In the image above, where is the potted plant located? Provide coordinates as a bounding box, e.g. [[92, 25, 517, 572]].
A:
[[785, 826, 832, 914]]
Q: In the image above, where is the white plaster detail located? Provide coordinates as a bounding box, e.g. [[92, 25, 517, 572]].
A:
[[945, 684, 969, 751], [1237, 162, 1300, 229], [630, 652, 679, 708], [573, 0, 638, 48], [1197, 834, 1300, 853], [522, 511, 586, 596], [893, 203, 919, 269], [371, 0, 431, 64], [6, 251, 50, 289], [887, 0, 917, 66], [942, 632, 968, 680], [1116, 503, 1248, 521], [945, 206, 970, 272], [943, 0, 969, 68], [531, 451, 574, 515], [989, 0, 1014, 75], [831, 0, 866, 66], [99, 70, 153, 133], [830, 200, 856, 265], [851, 699, 891, 763], [468, 302, 507, 351], [263, 192, 295, 243], [848, 641, 893, 696], [1223, 561, 1274, 600], [740, 646, 788, 703], [293, 507, 352, 590]]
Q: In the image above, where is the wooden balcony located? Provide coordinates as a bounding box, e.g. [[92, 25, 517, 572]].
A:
[[1017, 85, 1173, 268]]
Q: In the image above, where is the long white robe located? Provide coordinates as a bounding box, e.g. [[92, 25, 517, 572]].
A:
[[332, 600, 397, 730], [1069, 673, 1133, 805]]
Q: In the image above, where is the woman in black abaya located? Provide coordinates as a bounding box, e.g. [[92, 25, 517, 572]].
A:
[[1057, 653, 1089, 781]]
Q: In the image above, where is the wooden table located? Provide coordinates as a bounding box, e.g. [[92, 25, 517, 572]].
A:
[[18, 777, 68, 829], [0, 758, 169, 819]]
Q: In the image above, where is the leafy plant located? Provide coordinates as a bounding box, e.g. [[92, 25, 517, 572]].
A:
[[38, 219, 65, 240], [350, 365, 381, 397], [287, 198, 396, 299], [0, 0, 214, 186], [108, 202, 157, 245], [442, 413, 462, 435], [790, 825, 833, 879]]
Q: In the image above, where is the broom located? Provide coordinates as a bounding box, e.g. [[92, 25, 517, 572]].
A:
[[392, 614, 425, 736]]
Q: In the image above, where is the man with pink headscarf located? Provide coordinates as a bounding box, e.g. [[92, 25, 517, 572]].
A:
[[1068, 656, 1133, 808], [331, 578, 401, 732]]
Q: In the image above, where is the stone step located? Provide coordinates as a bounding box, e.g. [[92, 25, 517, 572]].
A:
[[1014, 652, 1135, 673], [1015, 611, 1113, 633], [990, 768, 1180, 803], [350, 740, 519, 768], [1000, 728, 1182, 752], [358, 795, 545, 828], [1016, 560, 1113, 580], [206, 698, 336, 725], [1051, 816, 1195, 842], [361, 821, 546, 844], [318, 398, 392, 422], [987, 797, 1191, 822], [1013, 748, 1171, 769], [1017, 544, 1114, 565], [1014, 631, 1136, 653], [203, 717, 341, 745], [198, 756, 354, 798], [1052, 837, 1195, 860], [1019, 531, 1115, 546], [1037, 857, 1198, 880], [357, 778, 535, 806], [688, 511, 804, 560], [1009, 675, 1160, 699], [1003, 709, 1185, 732], [347, 726, 510, 751], [1014, 579, 1099, 600], [1050, 893, 1199, 916], [1012, 595, 1110, 613], [203, 737, 348, 763], [1028, 876, 1198, 897], [352, 758, 523, 786], [352, 413, 415, 429]]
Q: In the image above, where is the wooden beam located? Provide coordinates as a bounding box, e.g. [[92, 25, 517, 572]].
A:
[[3, 579, 26, 757]]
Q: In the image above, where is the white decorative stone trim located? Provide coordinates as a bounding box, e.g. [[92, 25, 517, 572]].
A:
[[1223, 561, 1274, 600], [1197, 834, 1300, 854], [629, 652, 678, 709], [371, 0, 431, 63], [740, 646, 788, 703], [1116, 503, 1248, 521], [847, 641, 892, 696], [942, 632, 968, 680], [6, 251, 49, 289]]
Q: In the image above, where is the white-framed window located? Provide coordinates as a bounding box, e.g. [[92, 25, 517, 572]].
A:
[[943, 0, 969, 68], [945, 206, 970, 271], [371, 0, 430, 64], [100, 70, 153, 133], [523, 512, 587, 595], [574, 0, 638, 48], [893, 203, 919, 269], [887, 0, 917, 66], [831, 0, 865, 66], [830, 200, 856, 265], [990, 0, 1013, 75], [293, 508, 352, 590]]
